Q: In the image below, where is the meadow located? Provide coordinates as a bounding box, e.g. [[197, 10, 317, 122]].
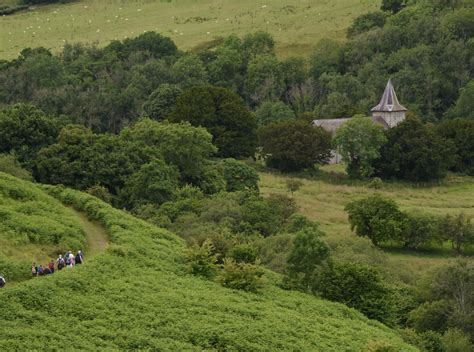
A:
[[259, 165, 474, 284], [0, 172, 416, 350], [0, 0, 379, 60]]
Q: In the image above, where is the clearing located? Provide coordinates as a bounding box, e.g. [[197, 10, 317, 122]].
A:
[[0, 0, 379, 60]]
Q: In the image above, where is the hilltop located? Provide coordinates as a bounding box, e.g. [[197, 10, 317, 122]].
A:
[[0, 172, 415, 350], [0, 0, 379, 59]]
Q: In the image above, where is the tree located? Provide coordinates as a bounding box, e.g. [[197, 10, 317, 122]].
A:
[[317, 262, 395, 326], [374, 116, 455, 182], [440, 213, 474, 254], [219, 258, 265, 292], [242, 31, 275, 61], [142, 84, 182, 120], [120, 118, 216, 182], [258, 120, 332, 172], [345, 194, 406, 246], [245, 55, 285, 104], [399, 213, 441, 250], [347, 11, 388, 37], [333, 115, 387, 178], [255, 101, 295, 127], [170, 86, 257, 158], [218, 158, 259, 193], [286, 179, 303, 196], [436, 119, 474, 175], [171, 54, 208, 89], [186, 239, 218, 279], [446, 81, 474, 120], [286, 227, 330, 287], [381, 0, 407, 14], [121, 159, 180, 208], [0, 103, 64, 170]]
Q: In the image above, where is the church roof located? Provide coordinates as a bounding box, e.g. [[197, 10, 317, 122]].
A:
[[313, 118, 352, 133], [371, 79, 407, 112]]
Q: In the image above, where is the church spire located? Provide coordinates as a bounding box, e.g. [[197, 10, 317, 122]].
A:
[[371, 79, 407, 112]]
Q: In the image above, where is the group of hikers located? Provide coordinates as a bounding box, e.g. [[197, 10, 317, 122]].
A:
[[32, 250, 84, 277]]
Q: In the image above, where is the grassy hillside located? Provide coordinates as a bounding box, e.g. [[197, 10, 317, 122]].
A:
[[0, 173, 415, 350], [0, 0, 379, 60], [0, 173, 86, 281], [259, 165, 474, 283]]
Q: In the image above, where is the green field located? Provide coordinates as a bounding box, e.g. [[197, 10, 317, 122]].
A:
[[0, 0, 379, 60], [0, 172, 416, 350], [259, 166, 474, 283]]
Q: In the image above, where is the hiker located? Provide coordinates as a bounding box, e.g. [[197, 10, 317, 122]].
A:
[[0, 274, 5, 288], [37, 264, 44, 276], [48, 260, 55, 274], [68, 251, 75, 267], [57, 255, 65, 271], [32, 263, 38, 277], [75, 250, 83, 265], [44, 265, 52, 275]]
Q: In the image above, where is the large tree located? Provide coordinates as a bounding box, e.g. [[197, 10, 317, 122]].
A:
[[333, 115, 387, 178], [170, 86, 257, 158], [258, 120, 332, 172], [374, 116, 455, 182], [0, 103, 64, 170]]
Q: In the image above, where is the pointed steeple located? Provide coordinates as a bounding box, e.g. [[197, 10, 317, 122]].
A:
[[371, 79, 407, 112]]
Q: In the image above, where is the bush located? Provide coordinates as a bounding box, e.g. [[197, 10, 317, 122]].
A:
[[347, 11, 387, 37], [345, 194, 406, 246], [219, 258, 264, 292], [317, 262, 395, 326], [186, 239, 218, 279], [255, 101, 295, 127], [0, 154, 33, 181]]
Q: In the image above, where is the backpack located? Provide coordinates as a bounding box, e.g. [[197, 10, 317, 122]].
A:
[[32, 267, 37, 275], [38, 266, 43, 274], [75, 254, 82, 264]]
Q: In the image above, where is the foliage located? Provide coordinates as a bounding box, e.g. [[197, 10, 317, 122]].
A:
[[436, 119, 474, 175], [381, 0, 407, 14], [218, 158, 260, 193], [258, 120, 332, 172], [375, 117, 455, 182], [317, 262, 396, 326], [255, 100, 295, 127], [142, 84, 182, 120], [439, 213, 474, 253], [446, 80, 474, 120], [347, 11, 388, 37], [286, 227, 330, 287], [442, 328, 473, 352], [333, 115, 387, 178], [286, 179, 303, 196], [170, 86, 257, 158], [85, 185, 112, 204], [345, 194, 405, 246], [186, 239, 218, 278], [0, 154, 33, 181], [0, 103, 64, 170], [219, 258, 264, 293]]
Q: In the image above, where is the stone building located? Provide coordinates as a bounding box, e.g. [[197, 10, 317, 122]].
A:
[[313, 79, 407, 163]]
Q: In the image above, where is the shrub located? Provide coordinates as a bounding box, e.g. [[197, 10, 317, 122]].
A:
[[218, 159, 259, 193], [317, 262, 395, 326], [255, 101, 295, 127], [219, 258, 264, 292], [345, 194, 406, 246], [186, 239, 218, 279], [0, 154, 33, 181]]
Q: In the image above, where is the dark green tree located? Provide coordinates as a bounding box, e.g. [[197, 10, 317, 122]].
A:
[[381, 0, 407, 14], [0, 103, 64, 170], [170, 86, 257, 158], [258, 120, 332, 172], [436, 119, 474, 175], [142, 84, 182, 120], [317, 262, 395, 326], [374, 117, 455, 182], [345, 194, 406, 246], [255, 101, 295, 127]]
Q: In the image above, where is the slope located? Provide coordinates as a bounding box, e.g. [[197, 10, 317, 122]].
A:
[[0, 173, 416, 350], [0, 0, 379, 60]]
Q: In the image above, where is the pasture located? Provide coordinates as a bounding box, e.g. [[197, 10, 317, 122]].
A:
[[259, 166, 474, 283], [0, 0, 379, 60]]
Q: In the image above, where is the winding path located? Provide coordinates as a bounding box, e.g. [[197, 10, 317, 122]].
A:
[[70, 209, 109, 257]]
